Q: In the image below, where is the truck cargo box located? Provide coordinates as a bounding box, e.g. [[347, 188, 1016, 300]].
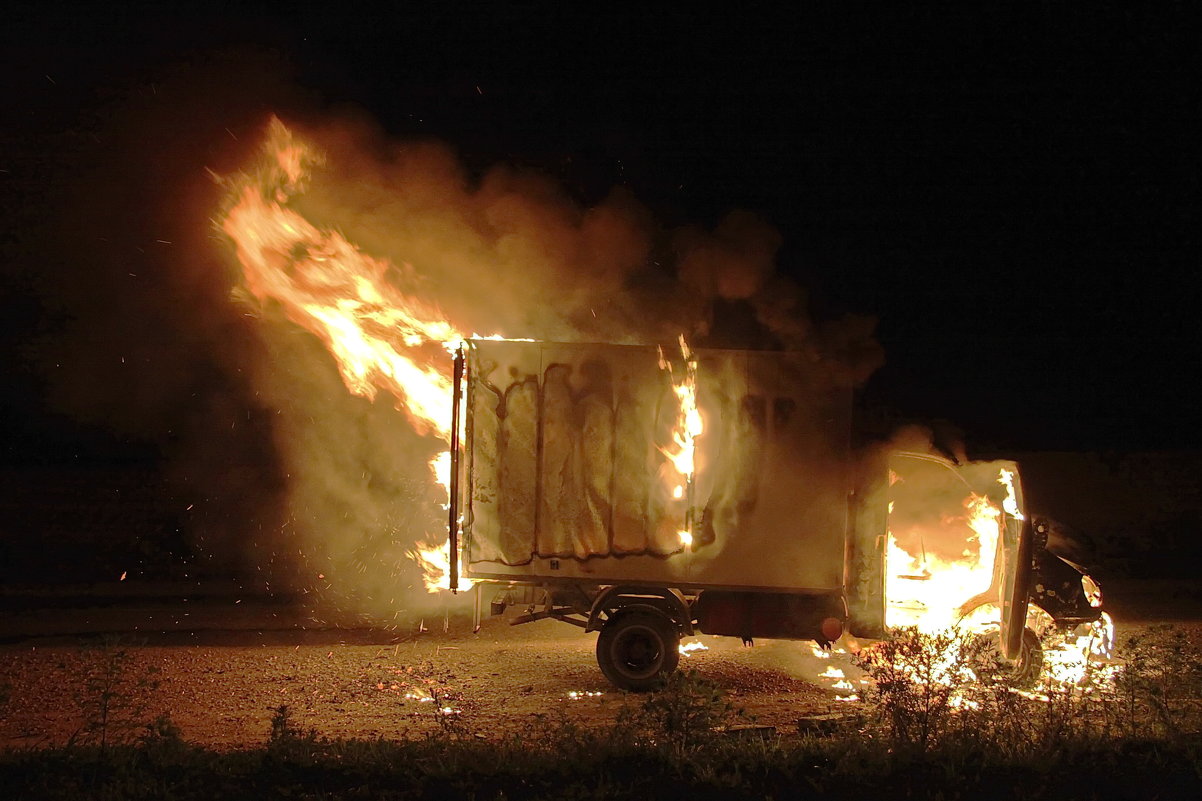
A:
[[458, 338, 853, 593]]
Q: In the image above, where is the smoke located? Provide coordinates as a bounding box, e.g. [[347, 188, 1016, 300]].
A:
[[676, 211, 781, 303], [16, 51, 884, 620], [281, 118, 670, 344], [215, 114, 891, 618], [241, 316, 447, 617], [277, 115, 885, 373]]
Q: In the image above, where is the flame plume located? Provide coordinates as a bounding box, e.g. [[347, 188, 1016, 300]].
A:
[[219, 118, 468, 593], [220, 119, 462, 440], [883, 465, 1117, 694]]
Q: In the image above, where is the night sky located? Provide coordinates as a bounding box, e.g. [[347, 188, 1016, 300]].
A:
[[3, 4, 1199, 466]]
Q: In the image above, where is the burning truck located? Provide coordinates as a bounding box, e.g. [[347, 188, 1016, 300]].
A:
[[443, 337, 1111, 690], [218, 120, 1111, 692]]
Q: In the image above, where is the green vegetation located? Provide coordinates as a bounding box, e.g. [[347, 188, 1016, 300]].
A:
[[2, 628, 1200, 799]]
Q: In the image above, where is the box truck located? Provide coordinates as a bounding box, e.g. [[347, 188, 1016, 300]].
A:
[[444, 339, 1105, 689]]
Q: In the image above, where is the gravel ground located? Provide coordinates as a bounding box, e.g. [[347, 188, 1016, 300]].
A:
[[0, 614, 846, 750], [1, 582, 1195, 751]]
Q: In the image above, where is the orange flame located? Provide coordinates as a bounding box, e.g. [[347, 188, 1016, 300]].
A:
[[884, 467, 1118, 694], [998, 468, 1024, 520], [408, 539, 467, 593], [220, 119, 462, 439], [220, 118, 471, 592], [885, 489, 1001, 632], [659, 335, 702, 477], [658, 335, 702, 548]]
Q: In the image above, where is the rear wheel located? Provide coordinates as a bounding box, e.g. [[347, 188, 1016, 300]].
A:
[[596, 611, 680, 691]]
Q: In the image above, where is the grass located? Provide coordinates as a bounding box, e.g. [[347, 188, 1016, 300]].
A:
[[2, 629, 1201, 799], [66, 636, 162, 752]]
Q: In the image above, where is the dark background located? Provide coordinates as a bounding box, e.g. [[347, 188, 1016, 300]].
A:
[[1, 5, 1198, 582]]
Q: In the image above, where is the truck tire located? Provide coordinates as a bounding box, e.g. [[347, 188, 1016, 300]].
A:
[[973, 626, 1044, 689], [1009, 627, 1045, 689], [596, 610, 680, 691]]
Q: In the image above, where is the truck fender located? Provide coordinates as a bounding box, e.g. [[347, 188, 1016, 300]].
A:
[[587, 586, 693, 636]]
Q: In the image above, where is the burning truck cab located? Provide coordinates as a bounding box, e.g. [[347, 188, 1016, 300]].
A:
[[444, 338, 1108, 690]]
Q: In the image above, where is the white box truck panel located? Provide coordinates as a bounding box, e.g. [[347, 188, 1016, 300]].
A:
[[461, 339, 852, 592]]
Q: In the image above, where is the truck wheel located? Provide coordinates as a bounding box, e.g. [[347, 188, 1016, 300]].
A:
[[1009, 627, 1045, 688], [975, 626, 1044, 689], [596, 611, 680, 691]]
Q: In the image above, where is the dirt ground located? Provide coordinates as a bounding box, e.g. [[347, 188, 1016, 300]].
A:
[[0, 580, 1196, 751], [0, 613, 853, 750]]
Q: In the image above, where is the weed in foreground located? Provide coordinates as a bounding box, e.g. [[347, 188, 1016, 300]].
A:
[[267, 704, 318, 748], [617, 670, 743, 757], [855, 626, 997, 751], [855, 622, 1202, 768], [67, 635, 160, 753], [1114, 624, 1202, 740]]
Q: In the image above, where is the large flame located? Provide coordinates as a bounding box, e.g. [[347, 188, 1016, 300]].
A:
[[659, 335, 703, 478], [883, 466, 1116, 694], [220, 118, 470, 593], [658, 335, 702, 548], [220, 119, 461, 440], [885, 489, 1000, 632]]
